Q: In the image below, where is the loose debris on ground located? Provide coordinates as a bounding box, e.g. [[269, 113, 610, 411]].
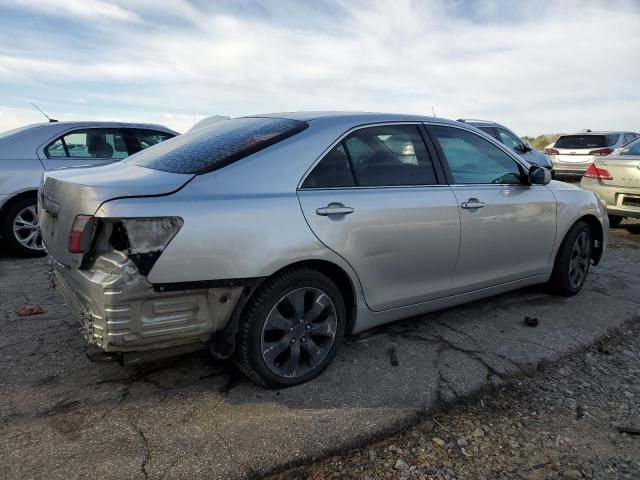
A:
[[269, 320, 640, 480], [15, 305, 44, 316]]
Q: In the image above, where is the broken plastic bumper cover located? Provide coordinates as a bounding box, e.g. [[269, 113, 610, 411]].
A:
[[49, 253, 244, 355]]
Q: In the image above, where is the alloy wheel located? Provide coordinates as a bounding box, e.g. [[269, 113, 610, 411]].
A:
[[260, 287, 338, 378], [568, 231, 591, 289], [12, 205, 44, 252]]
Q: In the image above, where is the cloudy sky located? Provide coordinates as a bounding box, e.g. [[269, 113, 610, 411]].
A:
[[0, 0, 638, 135]]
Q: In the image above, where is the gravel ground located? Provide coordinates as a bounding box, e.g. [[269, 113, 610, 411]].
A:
[[269, 319, 640, 480]]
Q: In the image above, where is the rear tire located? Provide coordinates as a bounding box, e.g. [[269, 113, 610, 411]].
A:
[[548, 221, 592, 297], [608, 215, 623, 228], [233, 267, 346, 388], [1, 196, 46, 257]]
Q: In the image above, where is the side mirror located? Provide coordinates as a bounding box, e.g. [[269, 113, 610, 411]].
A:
[[529, 166, 551, 185]]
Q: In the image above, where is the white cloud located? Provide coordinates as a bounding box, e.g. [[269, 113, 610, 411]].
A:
[[1, 0, 638, 135], [1, 0, 140, 22]]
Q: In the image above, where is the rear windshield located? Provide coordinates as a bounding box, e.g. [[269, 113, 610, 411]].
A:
[[620, 137, 640, 156], [127, 117, 308, 174], [554, 134, 619, 149]]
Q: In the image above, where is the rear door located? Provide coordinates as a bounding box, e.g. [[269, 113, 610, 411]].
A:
[[297, 123, 460, 311], [426, 124, 556, 293]]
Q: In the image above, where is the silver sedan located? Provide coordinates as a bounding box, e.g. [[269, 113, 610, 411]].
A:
[[39, 112, 608, 387]]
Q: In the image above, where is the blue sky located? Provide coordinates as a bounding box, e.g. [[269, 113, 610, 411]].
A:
[[0, 0, 638, 135]]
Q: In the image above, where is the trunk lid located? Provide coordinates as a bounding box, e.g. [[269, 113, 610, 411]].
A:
[[594, 156, 640, 188], [39, 163, 193, 268]]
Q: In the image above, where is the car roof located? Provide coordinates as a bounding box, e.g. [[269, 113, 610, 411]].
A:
[[559, 131, 636, 135], [244, 111, 462, 126], [16, 120, 177, 131], [456, 118, 503, 128]]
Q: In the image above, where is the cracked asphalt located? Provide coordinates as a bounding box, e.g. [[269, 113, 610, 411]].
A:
[[1, 223, 639, 480]]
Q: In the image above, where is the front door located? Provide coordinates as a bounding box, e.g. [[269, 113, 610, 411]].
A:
[[427, 124, 557, 293], [297, 124, 460, 311]]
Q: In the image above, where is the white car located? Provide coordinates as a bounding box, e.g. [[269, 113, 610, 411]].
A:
[[545, 131, 639, 176], [0, 121, 177, 256]]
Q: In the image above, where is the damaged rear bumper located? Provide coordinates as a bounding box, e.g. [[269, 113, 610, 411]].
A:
[[49, 251, 244, 358]]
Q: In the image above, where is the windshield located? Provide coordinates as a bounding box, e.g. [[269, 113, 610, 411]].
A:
[[554, 134, 619, 149], [0, 124, 41, 141], [620, 137, 640, 156], [127, 117, 308, 174]]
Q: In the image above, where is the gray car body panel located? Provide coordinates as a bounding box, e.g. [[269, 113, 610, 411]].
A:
[[40, 112, 608, 346]]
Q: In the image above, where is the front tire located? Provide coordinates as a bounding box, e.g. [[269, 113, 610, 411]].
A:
[[233, 268, 346, 388], [1, 196, 46, 257], [548, 221, 592, 296]]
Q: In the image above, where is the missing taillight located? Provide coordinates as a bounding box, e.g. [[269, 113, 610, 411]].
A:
[[106, 217, 183, 275], [109, 222, 130, 251]]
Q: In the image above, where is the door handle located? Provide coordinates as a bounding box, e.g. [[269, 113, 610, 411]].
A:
[[316, 203, 355, 216], [460, 199, 486, 209]]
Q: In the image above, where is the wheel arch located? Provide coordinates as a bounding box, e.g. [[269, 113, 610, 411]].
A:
[[573, 214, 604, 266], [0, 189, 39, 221], [267, 259, 358, 336]]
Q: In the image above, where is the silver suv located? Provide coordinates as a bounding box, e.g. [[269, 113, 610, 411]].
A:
[[0, 121, 176, 256], [457, 119, 553, 172], [545, 130, 639, 176], [40, 112, 607, 388]]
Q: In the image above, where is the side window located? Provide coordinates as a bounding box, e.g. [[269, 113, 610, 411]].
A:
[[431, 126, 523, 185], [45, 138, 67, 157], [343, 125, 437, 186], [301, 144, 356, 188], [623, 133, 635, 144], [45, 129, 129, 159], [478, 127, 498, 139], [496, 128, 524, 151], [135, 129, 174, 150]]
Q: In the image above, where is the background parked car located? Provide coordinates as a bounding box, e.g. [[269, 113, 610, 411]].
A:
[[40, 112, 607, 388], [456, 119, 553, 173], [545, 130, 639, 176], [580, 135, 640, 227], [0, 121, 177, 256]]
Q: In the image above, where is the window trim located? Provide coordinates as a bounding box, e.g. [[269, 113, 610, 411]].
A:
[[423, 123, 531, 187], [297, 122, 448, 190], [44, 127, 132, 160], [38, 126, 176, 161]]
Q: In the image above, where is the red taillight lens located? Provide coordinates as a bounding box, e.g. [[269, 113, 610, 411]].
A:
[[544, 148, 559, 155], [68, 214, 94, 253], [588, 148, 613, 156], [584, 163, 613, 180]]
